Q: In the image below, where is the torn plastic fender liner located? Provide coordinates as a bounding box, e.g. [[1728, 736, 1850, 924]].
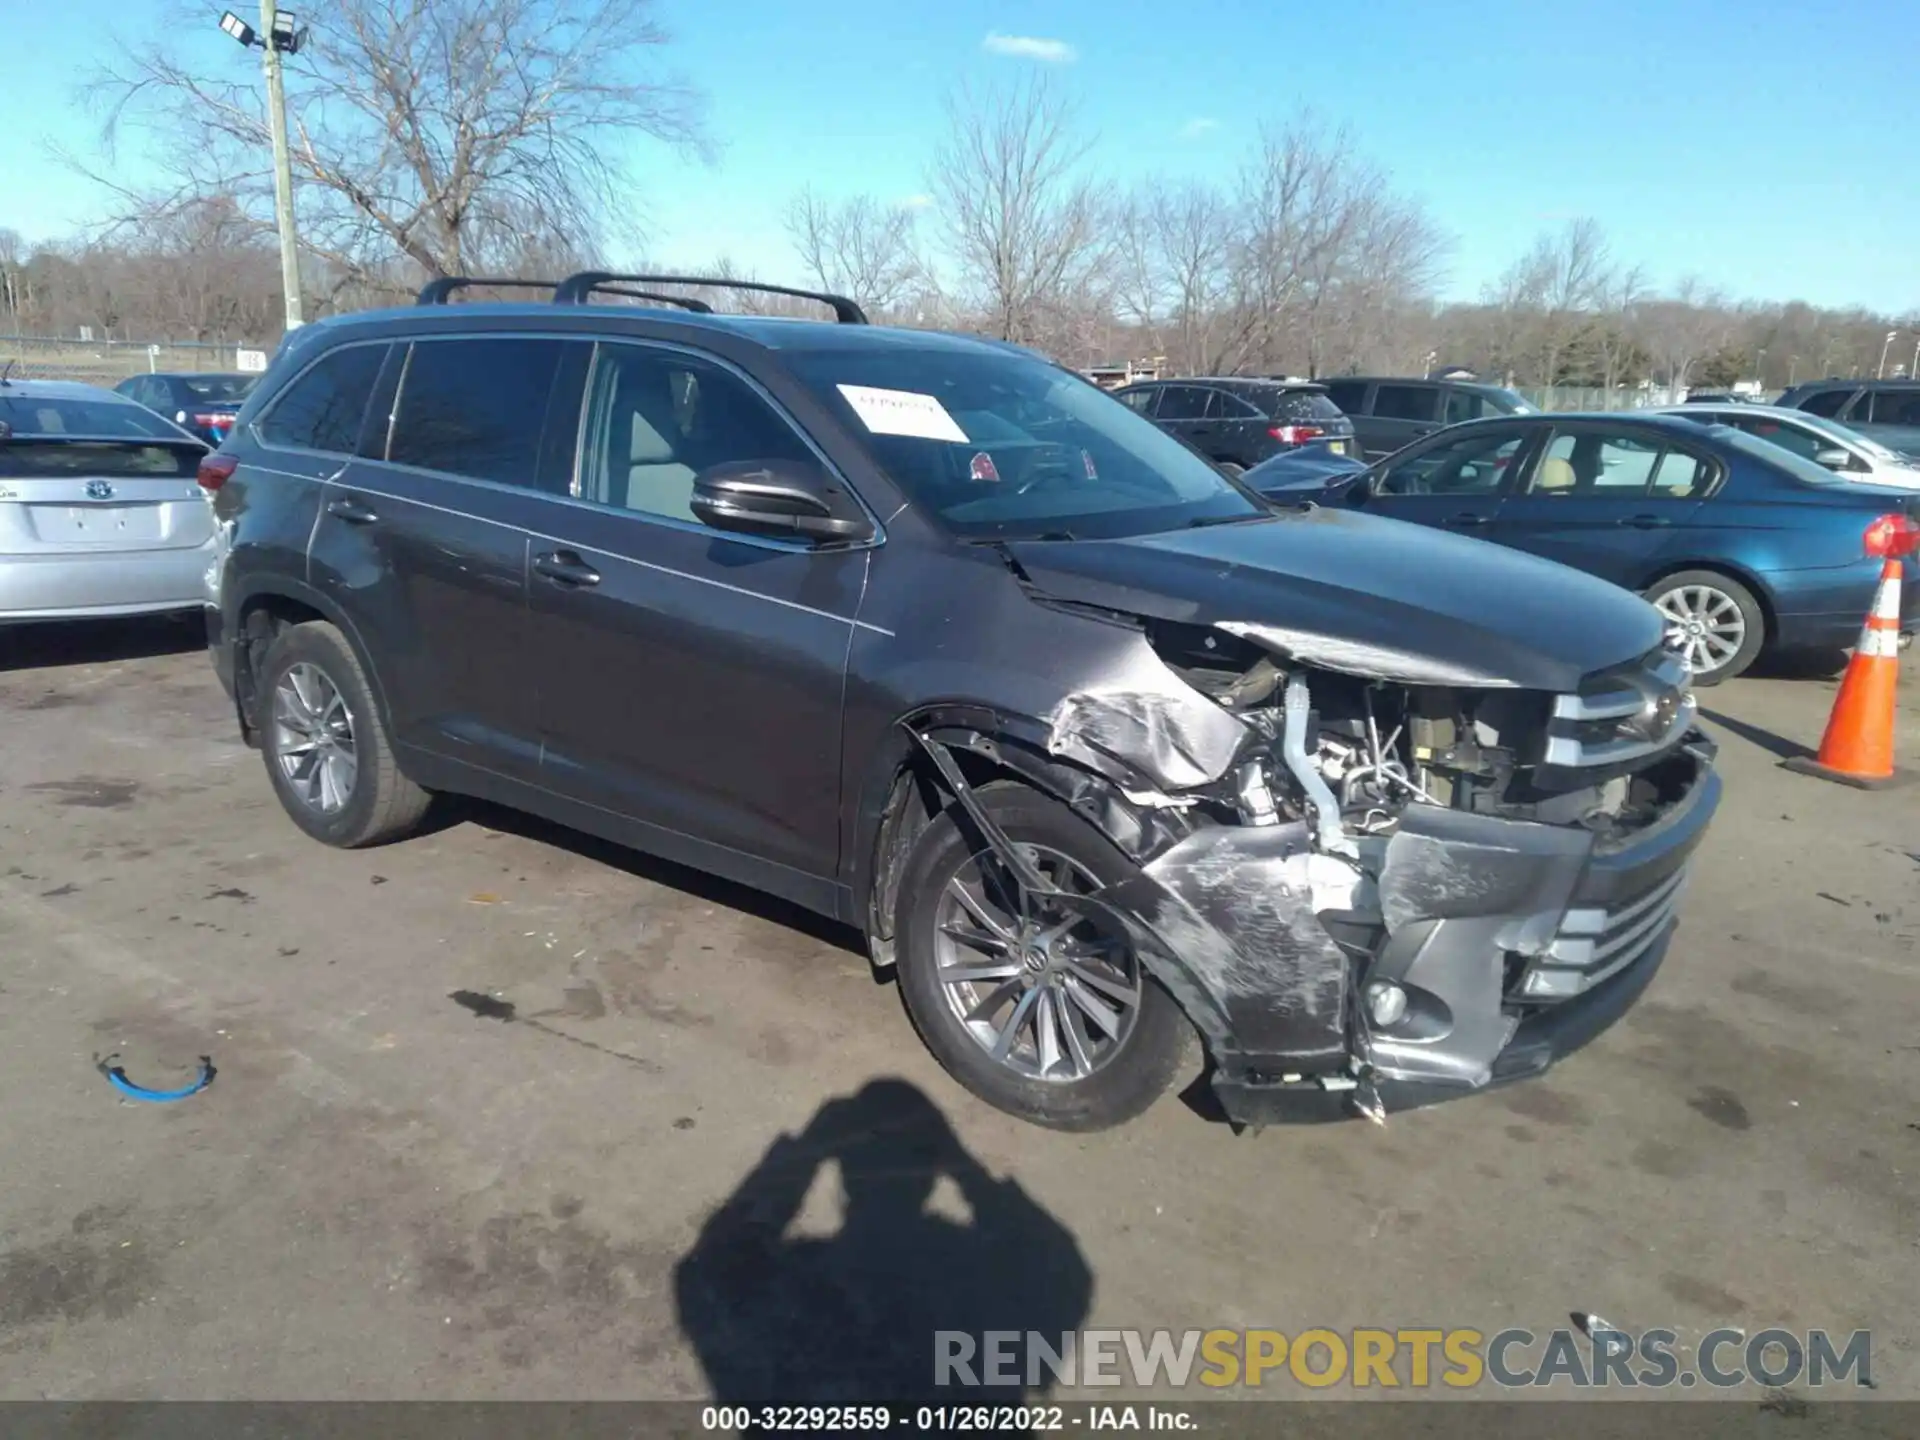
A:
[[903, 725, 1353, 1071]]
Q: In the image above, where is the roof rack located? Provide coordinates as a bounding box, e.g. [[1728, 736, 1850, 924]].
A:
[[416, 277, 556, 305], [414, 275, 713, 314], [552, 271, 868, 324]]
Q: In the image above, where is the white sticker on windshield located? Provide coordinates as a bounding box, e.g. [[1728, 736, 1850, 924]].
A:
[[836, 385, 969, 443]]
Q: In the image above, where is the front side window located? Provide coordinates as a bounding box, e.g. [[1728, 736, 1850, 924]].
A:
[[387, 338, 565, 485], [1866, 389, 1920, 426], [1372, 384, 1438, 421], [784, 347, 1265, 541], [1531, 430, 1713, 499], [1377, 429, 1526, 496], [257, 343, 389, 454], [576, 345, 815, 523], [1116, 387, 1157, 414]]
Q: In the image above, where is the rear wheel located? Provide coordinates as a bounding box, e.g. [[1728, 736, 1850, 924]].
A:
[[893, 785, 1190, 1131], [257, 621, 430, 847], [1644, 570, 1765, 685]]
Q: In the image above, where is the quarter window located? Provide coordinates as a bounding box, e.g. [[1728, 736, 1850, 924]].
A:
[[256, 343, 388, 454], [387, 338, 566, 485], [576, 346, 815, 523], [1322, 379, 1367, 414]]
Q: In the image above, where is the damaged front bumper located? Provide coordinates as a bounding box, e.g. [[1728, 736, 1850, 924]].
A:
[[1185, 735, 1720, 1126]]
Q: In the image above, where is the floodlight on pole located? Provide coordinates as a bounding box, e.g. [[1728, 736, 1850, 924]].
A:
[[1877, 330, 1897, 379], [218, 4, 304, 329]]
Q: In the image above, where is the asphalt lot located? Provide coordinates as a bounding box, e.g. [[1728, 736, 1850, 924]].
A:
[[0, 617, 1915, 1404]]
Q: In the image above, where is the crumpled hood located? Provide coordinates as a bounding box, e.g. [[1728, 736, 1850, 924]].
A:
[[1006, 508, 1665, 693]]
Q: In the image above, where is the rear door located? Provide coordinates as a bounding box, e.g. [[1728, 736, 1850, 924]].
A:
[[1364, 423, 1533, 534], [1363, 382, 1442, 458], [1490, 423, 1714, 586], [308, 334, 576, 782], [0, 392, 213, 611]]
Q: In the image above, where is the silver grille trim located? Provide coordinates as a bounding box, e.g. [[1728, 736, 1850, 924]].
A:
[[1520, 865, 1689, 999], [1544, 651, 1695, 768]]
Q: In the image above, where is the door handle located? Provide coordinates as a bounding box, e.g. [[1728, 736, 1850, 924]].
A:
[[325, 497, 378, 525], [1443, 512, 1491, 527], [1616, 514, 1672, 529], [533, 550, 602, 587]]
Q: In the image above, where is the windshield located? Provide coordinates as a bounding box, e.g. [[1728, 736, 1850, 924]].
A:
[[1713, 425, 1854, 486], [1483, 387, 1534, 415], [180, 375, 257, 404], [0, 393, 189, 440], [785, 347, 1265, 539]]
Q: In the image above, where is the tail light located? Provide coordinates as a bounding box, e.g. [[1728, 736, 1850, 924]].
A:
[[192, 412, 233, 430], [197, 454, 238, 492], [1270, 424, 1326, 445], [1863, 513, 1919, 558]]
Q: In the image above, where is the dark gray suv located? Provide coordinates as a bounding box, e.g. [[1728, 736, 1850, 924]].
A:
[[1776, 380, 1920, 460], [203, 274, 1719, 1132], [1322, 376, 1536, 460]]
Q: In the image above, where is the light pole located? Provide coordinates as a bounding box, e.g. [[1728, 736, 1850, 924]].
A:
[[1788, 354, 1798, 387], [1755, 347, 1766, 390], [220, 6, 305, 330], [1876, 329, 1897, 379], [1909, 334, 1918, 380]]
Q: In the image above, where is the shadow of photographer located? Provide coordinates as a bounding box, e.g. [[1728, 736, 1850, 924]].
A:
[[674, 1077, 1092, 1409]]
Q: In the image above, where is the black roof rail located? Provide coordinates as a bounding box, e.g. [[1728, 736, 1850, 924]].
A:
[[552, 272, 868, 324], [596, 287, 714, 314], [416, 276, 556, 305]]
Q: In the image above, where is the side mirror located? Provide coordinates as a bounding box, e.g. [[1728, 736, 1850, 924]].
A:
[[690, 459, 874, 543], [1338, 470, 1375, 502], [1812, 446, 1851, 470]]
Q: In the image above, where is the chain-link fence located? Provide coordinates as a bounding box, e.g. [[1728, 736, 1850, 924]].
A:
[[0, 335, 268, 387], [1513, 386, 1684, 412]]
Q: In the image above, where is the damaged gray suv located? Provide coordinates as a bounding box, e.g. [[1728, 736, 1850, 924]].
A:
[[207, 274, 1721, 1131]]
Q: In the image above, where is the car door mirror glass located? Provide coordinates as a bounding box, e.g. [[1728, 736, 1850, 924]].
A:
[[690, 459, 874, 543], [1812, 446, 1850, 469]]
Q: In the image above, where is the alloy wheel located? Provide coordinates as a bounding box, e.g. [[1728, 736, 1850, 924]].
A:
[[271, 662, 358, 814], [932, 844, 1143, 1083], [1652, 583, 1746, 676]]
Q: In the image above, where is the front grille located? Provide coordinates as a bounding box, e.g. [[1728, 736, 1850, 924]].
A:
[[1543, 649, 1695, 769], [1518, 865, 1689, 1000]]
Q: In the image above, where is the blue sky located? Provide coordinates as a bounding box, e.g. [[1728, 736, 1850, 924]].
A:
[[7, 0, 1917, 313]]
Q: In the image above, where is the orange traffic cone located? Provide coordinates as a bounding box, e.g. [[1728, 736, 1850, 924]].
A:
[[1783, 557, 1909, 789]]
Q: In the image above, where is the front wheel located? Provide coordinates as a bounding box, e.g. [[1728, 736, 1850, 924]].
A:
[[1644, 570, 1765, 685], [893, 785, 1191, 1131]]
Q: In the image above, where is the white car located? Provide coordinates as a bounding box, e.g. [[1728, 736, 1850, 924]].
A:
[[0, 378, 219, 624], [1664, 402, 1920, 489]]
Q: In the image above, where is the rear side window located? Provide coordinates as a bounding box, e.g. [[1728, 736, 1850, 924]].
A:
[[1322, 380, 1367, 413], [1866, 390, 1920, 426], [1372, 384, 1437, 421], [1533, 430, 1713, 499], [388, 338, 567, 485], [257, 344, 388, 453], [1264, 390, 1342, 422], [1796, 387, 1855, 419], [1155, 386, 1210, 420]]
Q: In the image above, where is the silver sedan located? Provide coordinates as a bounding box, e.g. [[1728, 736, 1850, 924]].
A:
[[1663, 402, 1920, 489], [0, 379, 219, 624]]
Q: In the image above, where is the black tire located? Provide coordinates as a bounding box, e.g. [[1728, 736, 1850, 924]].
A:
[[256, 620, 431, 848], [893, 785, 1191, 1131], [1643, 569, 1766, 686]]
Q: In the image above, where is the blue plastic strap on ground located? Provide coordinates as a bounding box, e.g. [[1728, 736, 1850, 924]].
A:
[[97, 1055, 216, 1103]]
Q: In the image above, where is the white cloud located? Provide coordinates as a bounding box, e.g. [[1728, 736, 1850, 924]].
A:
[[898, 193, 935, 211], [1178, 117, 1220, 140], [982, 32, 1078, 63]]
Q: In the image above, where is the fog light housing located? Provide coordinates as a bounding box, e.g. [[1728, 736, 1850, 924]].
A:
[[1365, 981, 1408, 1026]]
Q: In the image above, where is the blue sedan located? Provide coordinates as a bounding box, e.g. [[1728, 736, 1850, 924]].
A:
[[1248, 412, 1920, 683]]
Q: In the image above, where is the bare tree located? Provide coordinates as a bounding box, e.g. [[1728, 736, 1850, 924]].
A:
[[930, 77, 1109, 348], [93, 0, 705, 288], [1638, 276, 1734, 395], [782, 188, 923, 315]]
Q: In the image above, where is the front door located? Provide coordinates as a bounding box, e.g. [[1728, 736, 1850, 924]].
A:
[[526, 340, 866, 891], [1365, 424, 1533, 535], [1363, 382, 1442, 458], [1491, 424, 1711, 588]]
